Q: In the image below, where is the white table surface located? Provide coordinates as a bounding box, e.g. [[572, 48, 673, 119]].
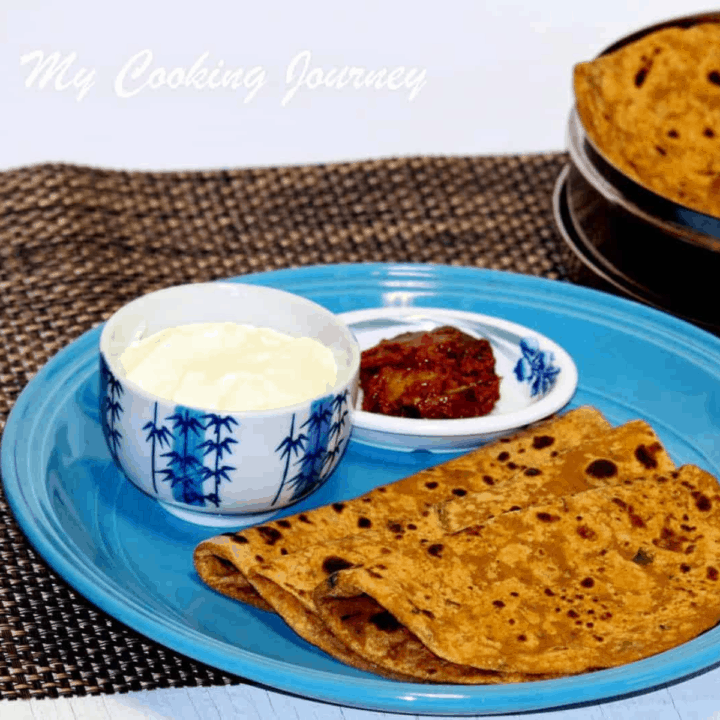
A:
[[0, 673, 720, 719], [3, 1, 720, 717]]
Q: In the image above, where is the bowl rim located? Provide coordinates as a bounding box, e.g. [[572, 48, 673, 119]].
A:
[[598, 11, 720, 57], [339, 306, 578, 439], [555, 163, 720, 337], [98, 281, 361, 417], [567, 109, 720, 254]]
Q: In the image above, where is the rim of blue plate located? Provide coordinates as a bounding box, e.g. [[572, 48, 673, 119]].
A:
[[3, 263, 720, 716]]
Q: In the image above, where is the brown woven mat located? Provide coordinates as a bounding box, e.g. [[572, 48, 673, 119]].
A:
[[0, 153, 569, 700]]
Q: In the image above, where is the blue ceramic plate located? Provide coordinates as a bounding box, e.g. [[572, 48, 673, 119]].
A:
[[3, 264, 720, 716]]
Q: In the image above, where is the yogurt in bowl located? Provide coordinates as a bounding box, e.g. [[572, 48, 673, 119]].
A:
[[99, 282, 360, 526], [119, 322, 338, 412]]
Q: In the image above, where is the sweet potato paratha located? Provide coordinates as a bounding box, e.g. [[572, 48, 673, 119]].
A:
[[249, 419, 674, 680], [437, 419, 673, 533], [194, 406, 610, 611], [247, 530, 547, 683], [194, 407, 720, 684], [248, 421, 672, 615], [574, 23, 720, 217], [315, 465, 720, 679]]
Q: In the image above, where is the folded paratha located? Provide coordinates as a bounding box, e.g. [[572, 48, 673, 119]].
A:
[[437, 419, 672, 533], [574, 23, 720, 218], [315, 465, 720, 679], [194, 406, 610, 611], [247, 530, 548, 683], [249, 419, 674, 681]]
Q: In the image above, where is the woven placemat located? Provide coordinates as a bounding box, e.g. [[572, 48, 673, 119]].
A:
[[0, 153, 569, 700]]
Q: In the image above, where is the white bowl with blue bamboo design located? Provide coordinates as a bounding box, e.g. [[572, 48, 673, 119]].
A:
[[340, 307, 578, 452], [98, 282, 360, 526]]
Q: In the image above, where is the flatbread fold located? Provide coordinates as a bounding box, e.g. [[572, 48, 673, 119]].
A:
[[315, 465, 720, 679], [194, 406, 611, 611], [193, 406, 720, 684], [248, 418, 675, 681]]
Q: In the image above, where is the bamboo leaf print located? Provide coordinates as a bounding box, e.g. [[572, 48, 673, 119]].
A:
[[199, 413, 238, 508], [99, 356, 124, 464], [272, 414, 307, 506], [322, 390, 351, 477], [143, 402, 172, 493], [286, 397, 334, 502], [159, 408, 208, 506]]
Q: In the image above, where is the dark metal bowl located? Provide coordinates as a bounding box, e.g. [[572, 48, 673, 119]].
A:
[[567, 110, 720, 252], [554, 164, 720, 336]]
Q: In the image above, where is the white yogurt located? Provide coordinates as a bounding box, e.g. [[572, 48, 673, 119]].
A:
[[119, 322, 337, 411]]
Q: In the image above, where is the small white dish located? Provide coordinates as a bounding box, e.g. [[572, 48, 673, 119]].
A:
[[339, 307, 578, 452]]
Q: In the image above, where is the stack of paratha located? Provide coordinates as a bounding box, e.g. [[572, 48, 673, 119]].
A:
[[574, 22, 720, 218], [194, 406, 720, 683]]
